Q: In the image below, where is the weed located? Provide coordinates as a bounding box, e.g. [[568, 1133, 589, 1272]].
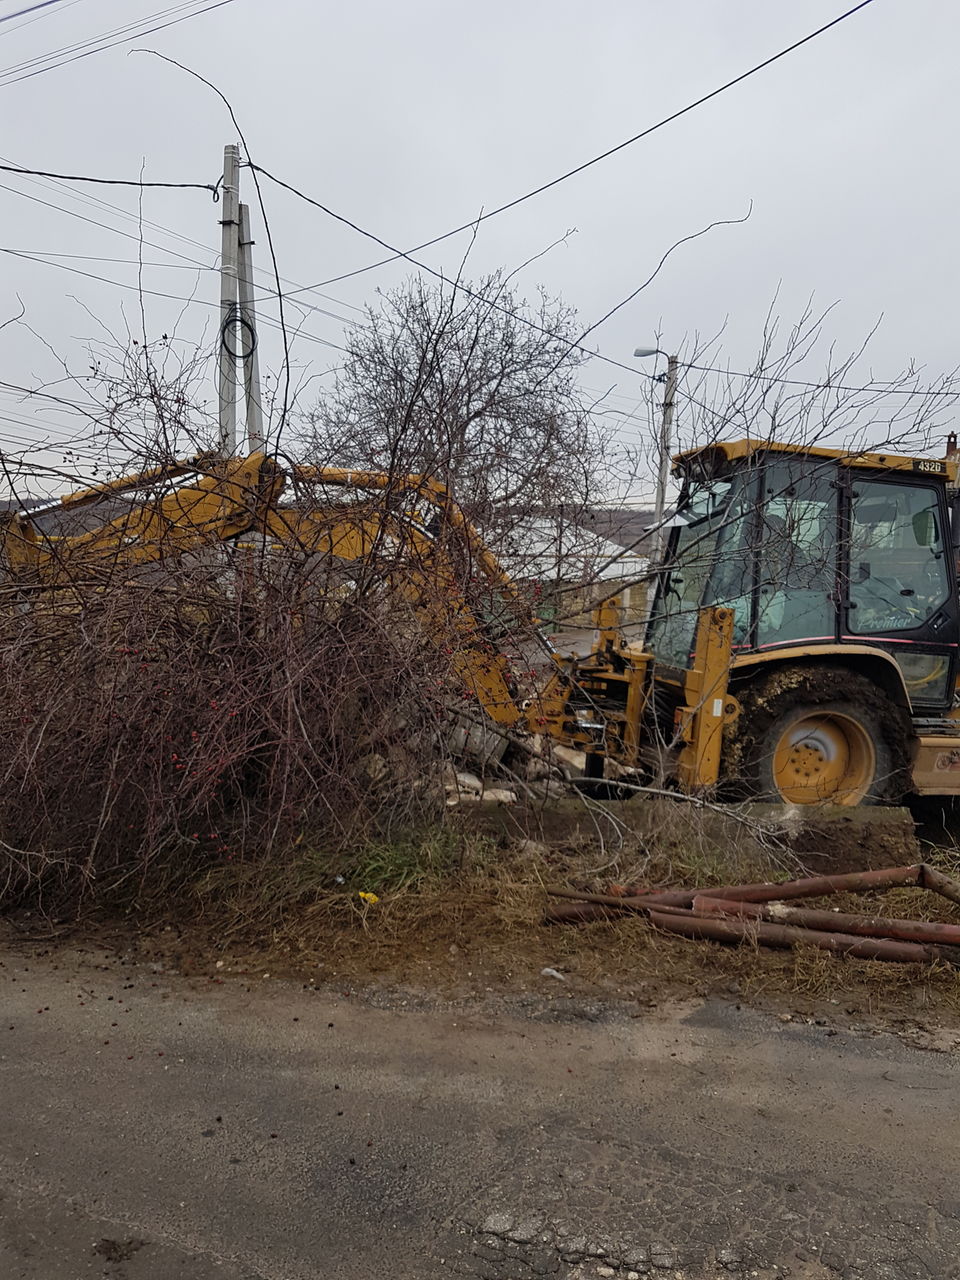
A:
[[343, 828, 493, 894]]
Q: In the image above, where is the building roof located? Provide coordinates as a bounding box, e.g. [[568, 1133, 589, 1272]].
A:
[[489, 516, 647, 582], [574, 506, 656, 553]]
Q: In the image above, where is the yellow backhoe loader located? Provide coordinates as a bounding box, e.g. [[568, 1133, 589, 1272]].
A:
[[564, 438, 960, 806], [3, 437, 960, 808]]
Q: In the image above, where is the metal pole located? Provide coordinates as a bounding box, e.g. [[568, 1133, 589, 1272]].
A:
[[653, 354, 678, 558], [217, 144, 240, 457], [237, 202, 264, 451]]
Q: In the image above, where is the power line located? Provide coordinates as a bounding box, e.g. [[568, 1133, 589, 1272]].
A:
[[0, 379, 101, 412], [10, 162, 946, 405], [19, 159, 365, 315], [0, 148, 364, 325], [684, 360, 960, 399], [0, 159, 218, 194], [0, 384, 217, 454], [0, 0, 84, 37], [0, 177, 221, 268], [0, 153, 226, 259], [0, 389, 217, 454], [254, 163, 595, 342], [0, 181, 356, 365], [3, 246, 217, 268], [0, 176, 361, 383], [0, 244, 351, 352], [0, 0, 237, 87], [0, 174, 354, 348], [256, 165, 960, 405], [259, 163, 960, 404], [0, 416, 96, 446], [0, 401, 113, 450], [0, 0, 73, 25], [0, 239, 213, 298], [278, 0, 878, 294], [595, 359, 960, 412], [0, 0, 202, 76], [255, 165, 960, 407], [0, 153, 365, 324]]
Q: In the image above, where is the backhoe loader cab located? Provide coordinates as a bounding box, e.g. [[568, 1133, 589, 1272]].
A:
[[641, 439, 960, 804]]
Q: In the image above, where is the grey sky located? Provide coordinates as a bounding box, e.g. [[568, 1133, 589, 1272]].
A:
[[0, 0, 957, 494]]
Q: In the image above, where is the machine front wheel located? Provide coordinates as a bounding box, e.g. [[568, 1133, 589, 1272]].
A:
[[733, 666, 910, 806]]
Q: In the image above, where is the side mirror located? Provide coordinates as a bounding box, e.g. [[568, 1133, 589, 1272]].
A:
[[912, 510, 935, 547]]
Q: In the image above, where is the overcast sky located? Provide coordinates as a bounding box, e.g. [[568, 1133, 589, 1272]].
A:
[[0, 0, 957, 495]]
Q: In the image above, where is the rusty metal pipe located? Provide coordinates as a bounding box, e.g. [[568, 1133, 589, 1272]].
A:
[[692, 895, 960, 946], [647, 908, 959, 964], [542, 902, 625, 924], [692, 865, 924, 904], [546, 886, 694, 909], [620, 864, 924, 909], [548, 865, 923, 914], [920, 864, 960, 909]]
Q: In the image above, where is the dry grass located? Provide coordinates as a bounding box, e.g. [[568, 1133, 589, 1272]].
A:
[[7, 785, 959, 1027], [50, 799, 949, 1028]]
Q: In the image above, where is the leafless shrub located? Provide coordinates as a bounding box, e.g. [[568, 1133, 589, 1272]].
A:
[[0, 513, 467, 912], [0, 267, 622, 913]]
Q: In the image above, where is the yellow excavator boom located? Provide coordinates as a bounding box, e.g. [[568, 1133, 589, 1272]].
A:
[[0, 453, 574, 738], [0, 453, 284, 585]]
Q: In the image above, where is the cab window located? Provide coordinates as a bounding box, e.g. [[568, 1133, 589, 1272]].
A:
[[646, 476, 740, 668], [753, 461, 838, 648], [848, 482, 950, 634]]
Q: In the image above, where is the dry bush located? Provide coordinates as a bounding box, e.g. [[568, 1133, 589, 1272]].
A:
[[0, 546, 458, 914]]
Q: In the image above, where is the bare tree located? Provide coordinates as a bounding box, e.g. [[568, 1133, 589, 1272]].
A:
[[301, 273, 611, 535]]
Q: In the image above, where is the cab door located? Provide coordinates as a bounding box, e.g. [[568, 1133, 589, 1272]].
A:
[[841, 474, 958, 711]]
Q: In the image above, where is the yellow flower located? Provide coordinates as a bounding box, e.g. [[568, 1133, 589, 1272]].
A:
[[358, 891, 379, 905]]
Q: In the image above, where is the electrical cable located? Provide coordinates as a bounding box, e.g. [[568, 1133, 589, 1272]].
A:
[[0, 380, 101, 412], [219, 306, 256, 362], [0, 0, 74, 25], [0, 154, 364, 323], [0, 0, 84, 37], [4, 246, 217, 268], [0, 0, 206, 76], [683, 360, 960, 398], [0, 159, 218, 194], [0, 426, 99, 453], [253, 168, 960, 403], [0, 386, 187, 460], [0, 405, 110, 449], [0, 165, 355, 349], [276, 0, 878, 294], [0, 244, 351, 352], [3, 174, 951, 414], [254, 163, 622, 351], [0, 177, 223, 267], [0, 0, 237, 87]]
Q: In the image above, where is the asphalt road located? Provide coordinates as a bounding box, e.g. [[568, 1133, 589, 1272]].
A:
[[1, 944, 959, 1280]]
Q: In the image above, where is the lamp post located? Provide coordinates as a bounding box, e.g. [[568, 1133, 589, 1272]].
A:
[[634, 347, 679, 559]]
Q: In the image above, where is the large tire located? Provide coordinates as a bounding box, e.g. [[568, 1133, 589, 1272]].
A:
[[729, 665, 911, 806]]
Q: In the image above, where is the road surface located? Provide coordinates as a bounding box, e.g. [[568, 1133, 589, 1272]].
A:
[[1, 943, 958, 1279]]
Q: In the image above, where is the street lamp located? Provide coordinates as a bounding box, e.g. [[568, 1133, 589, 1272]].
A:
[[634, 347, 679, 558]]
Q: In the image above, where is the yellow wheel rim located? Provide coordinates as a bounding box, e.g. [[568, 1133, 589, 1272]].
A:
[[772, 712, 876, 806]]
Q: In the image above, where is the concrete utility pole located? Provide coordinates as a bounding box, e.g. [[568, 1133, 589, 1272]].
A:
[[237, 202, 264, 450], [654, 354, 678, 556], [634, 347, 679, 559], [217, 144, 240, 456]]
